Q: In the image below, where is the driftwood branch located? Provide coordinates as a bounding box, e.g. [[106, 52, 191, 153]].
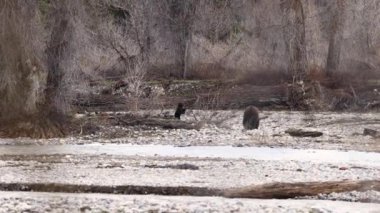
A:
[[285, 128, 323, 137], [0, 180, 378, 199], [223, 180, 380, 199]]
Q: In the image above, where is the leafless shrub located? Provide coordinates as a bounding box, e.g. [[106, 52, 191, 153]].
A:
[[194, 88, 222, 110], [189, 87, 237, 128], [92, 0, 153, 111], [124, 59, 147, 111], [286, 81, 308, 110], [322, 88, 355, 111]]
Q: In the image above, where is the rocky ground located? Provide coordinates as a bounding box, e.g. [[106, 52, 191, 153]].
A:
[[0, 110, 379, 212], [0, 192, 380, 213], [1, 154, 379, 189], [4, 110, 379, 152]]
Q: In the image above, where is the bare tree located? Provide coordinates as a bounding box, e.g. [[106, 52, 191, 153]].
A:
[[95, 0, 151, 110], [281, 0, 310, 109], [45, 1, 71, 114], [125, 59, 147, 111], [0, 0, 76, 138], [325, 0, 345, 77], [281, 0, 308, 83], [162, 0, 200, 79]]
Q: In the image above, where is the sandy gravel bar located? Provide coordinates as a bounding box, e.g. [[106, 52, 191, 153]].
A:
[[0, 192, 379, 213], [0, 154, 379, 188]]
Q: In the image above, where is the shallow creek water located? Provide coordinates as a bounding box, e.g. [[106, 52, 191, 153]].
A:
[[0, 144, 379, 167]]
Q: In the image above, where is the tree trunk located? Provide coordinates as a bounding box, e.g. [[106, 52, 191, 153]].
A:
[[282, 0, 308, 82], [45, 8, 70, 114], [172, 0, 198, 79], [0, 1, 70, 138], [325, 0, 345, 77], [0, 1, 40, 122], [0, 180, 378, 199], [183, 35, 192, 79]]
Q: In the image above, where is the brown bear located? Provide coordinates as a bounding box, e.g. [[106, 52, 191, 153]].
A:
[[243, 106, 260, 130]]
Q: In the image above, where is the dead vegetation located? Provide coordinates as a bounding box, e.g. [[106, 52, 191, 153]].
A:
[[112, 113, 204, 130], [223, 180, 380, 199]]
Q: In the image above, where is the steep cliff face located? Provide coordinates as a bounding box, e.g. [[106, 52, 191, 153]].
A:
[[12, 0, 380, 84]]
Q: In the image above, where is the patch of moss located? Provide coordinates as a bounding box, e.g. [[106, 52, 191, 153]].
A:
[[38, 0, 51, 16], [213, 0, 229, 8], [230, 22, 243, 39], [108, 5, 130, 26]]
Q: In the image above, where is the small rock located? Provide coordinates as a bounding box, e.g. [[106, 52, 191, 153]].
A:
[[79, 206, 91, 212], [363, 128, 380, 138], [309, 208, 327, 213], [96, 163, 124, 169]]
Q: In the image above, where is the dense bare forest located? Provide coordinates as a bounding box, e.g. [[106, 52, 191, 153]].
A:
[[1, 0, 379, 137]]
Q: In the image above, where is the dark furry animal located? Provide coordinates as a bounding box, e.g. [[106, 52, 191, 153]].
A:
[[243, 106, 260, 130], [174, 103, 186, 119], [113, 80, 128, 91]]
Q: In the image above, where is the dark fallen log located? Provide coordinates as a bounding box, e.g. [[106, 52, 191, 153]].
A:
[[144, 163, 200, 170], [0, 180, 378, 199], [0, 183, 221, 197], [285, 128, 323, 137], [113, 115, 204, 130], [223, 180, 380, 199]]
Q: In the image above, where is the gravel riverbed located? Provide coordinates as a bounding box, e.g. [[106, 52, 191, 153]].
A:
[[0, 154, 379, 188], [2, 110, 379, 152], [0, 154, 379, 203], [0, 110, 379, 211], [0, 192, 379, 213]]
